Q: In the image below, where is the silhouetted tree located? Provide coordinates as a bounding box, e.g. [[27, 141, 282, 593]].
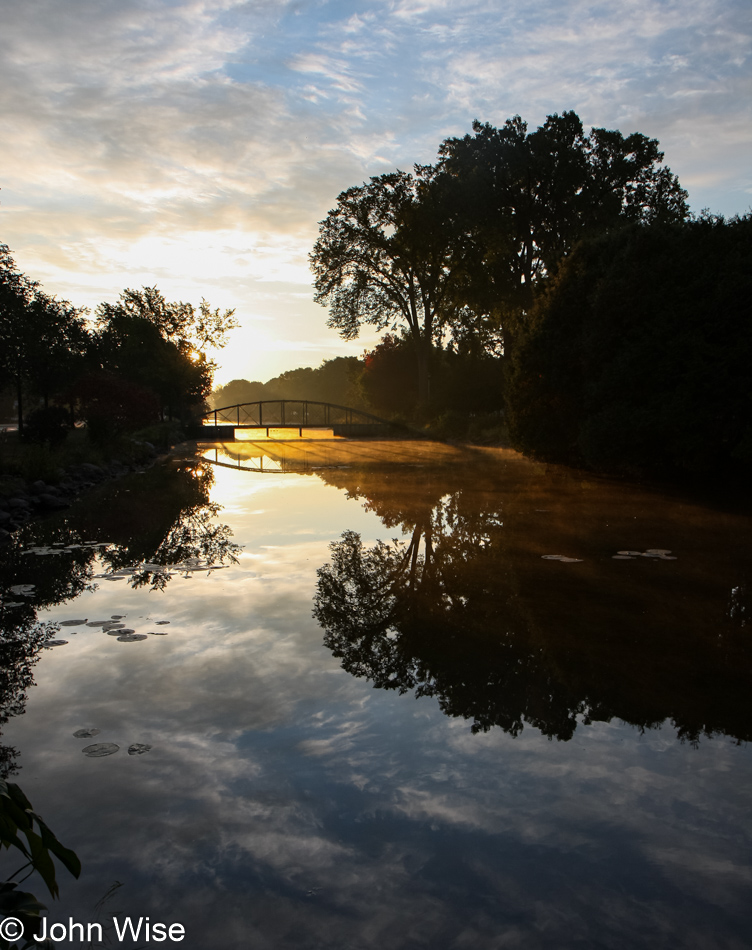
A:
[[505, 215, 752, 480], [310, 170, 473, 412], [0, 246, 89, 433], [436, 111, 689, 354]]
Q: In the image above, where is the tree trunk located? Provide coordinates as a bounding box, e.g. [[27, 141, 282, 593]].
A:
[[415, 339, 431, 416], [15, 375, 23, 435]]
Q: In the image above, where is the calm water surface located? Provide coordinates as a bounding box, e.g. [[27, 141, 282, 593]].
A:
[[0, 440, 750, 949]]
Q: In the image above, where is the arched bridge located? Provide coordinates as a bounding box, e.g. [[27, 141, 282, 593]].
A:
[[193, 400, 406, 440]]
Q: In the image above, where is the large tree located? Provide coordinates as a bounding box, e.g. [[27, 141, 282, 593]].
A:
[[93, 287, 238, 423], [436, 111, 689, 353], [310, 169, 474, 412]]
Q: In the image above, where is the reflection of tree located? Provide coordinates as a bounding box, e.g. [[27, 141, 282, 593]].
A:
[[0, 459, 241, 770], [315, 516, 589, 741], [0, 619, 56, 777], [314, 466, 752, 744]]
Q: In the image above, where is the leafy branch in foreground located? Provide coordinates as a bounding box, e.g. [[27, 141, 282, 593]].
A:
[[0, 780, 80, 949]]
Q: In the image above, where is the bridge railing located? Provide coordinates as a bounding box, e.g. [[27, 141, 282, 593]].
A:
[[201, 400, 397, 430]]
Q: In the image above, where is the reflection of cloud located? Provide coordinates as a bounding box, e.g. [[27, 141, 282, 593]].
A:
[[2, 465, 752, 947]]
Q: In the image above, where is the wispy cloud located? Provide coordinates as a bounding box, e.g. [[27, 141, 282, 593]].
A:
[[0, 0, 750, 381]]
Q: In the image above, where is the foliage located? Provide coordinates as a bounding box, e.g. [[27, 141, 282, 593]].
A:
[[357, 334, 504, 421], [0, 780, 80, 949], [436, 111, 689, 353], [96, 286, 237, 355], [0, 246, 88, 434], [310, 170, 473, 410], [209, 358, 365, 411], [90, 304, 214, 425], [21, 408, 70, 447], [358, 335, 418, 416], [69, 373, 160, 444], [505, 215, 752, 481]]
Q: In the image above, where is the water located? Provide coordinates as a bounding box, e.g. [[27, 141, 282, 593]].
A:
[[0, 441, 750, 949]]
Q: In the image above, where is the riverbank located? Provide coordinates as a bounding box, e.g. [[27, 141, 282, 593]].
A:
[[0, 425, 184, 542]]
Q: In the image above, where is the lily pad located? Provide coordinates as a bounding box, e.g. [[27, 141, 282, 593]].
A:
[[104, 576, 126, 582], [613, 555, 634, 559], [102, 622, 125, 630], [147, 631, 168, 635], [73, 728, 100, 738], [87, 621, 110, 627], [127, 743, 152, 755], [616, 550, 642, 556], [111, 615, 125, 619], [646, 548, 672, 555], [117, 634, 147, 642], [44, 639, 68, 648], [154, 621, 170, 625], [107, 629, 133, 636], [541, 555, 564, 560], [557, 557, 583, 563], [10, 584, 35, 596], [60, 619, 88, 626], [82, 743, 119, 757]]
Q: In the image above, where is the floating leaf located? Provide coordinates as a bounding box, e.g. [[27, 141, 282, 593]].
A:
[[82, 743, 119, 757], [10, 584, 35, 596], [104, 577, 126, 582], [111, 615, 125, 620], [154, 621, 170, 626], [44, 640, 68, 648], [557, 557, 583, 563], [541, 555, 564, 560], [616, 550, 642, 556], [73, 728, 100, 739], [147, 631, 168, 636], [645, 548, 672, 555], [117, 634, 147, 642], [102, 622, 125, 630], [86, 621, 110, 627], [613, 555, 634, 559], [127, 744, 152, 755], [59, 619, 87, 627]]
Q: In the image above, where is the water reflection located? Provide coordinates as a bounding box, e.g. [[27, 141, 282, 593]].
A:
[[0, 459, 240, 772], [313, 459, 752, 745]]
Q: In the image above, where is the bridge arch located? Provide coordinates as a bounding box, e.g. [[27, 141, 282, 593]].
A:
[[194, 399, 405, 440]]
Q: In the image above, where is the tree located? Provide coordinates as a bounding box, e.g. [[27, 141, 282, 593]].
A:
[[0, 245, 89, 433], [96, 286, 237, 356], [505, 215, 752, 481], [93, 287, 236, 424], [310, 170, 474, 412], [436, 111, 689, 353]]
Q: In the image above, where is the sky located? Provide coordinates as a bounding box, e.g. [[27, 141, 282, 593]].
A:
[[1, 0, 750, 385]]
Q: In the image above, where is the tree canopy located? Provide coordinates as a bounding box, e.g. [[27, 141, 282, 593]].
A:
[[310, 169, 473, 410], [311, 111, 689, 395]]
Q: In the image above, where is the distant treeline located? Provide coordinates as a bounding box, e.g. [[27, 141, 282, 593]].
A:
[[0, 251, 236, 444], [210, 347, 505, 426]]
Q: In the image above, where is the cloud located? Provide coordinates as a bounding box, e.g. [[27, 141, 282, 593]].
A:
[[0, 0, 750, 381]]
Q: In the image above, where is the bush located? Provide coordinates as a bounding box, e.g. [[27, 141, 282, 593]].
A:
[[23, 406, 70, 446]]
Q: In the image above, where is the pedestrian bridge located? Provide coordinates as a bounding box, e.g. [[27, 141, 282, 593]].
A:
[[193, 400, 405, 440]]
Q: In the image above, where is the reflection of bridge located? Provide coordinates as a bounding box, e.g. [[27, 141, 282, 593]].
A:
[[193, 400, 406, 440]]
